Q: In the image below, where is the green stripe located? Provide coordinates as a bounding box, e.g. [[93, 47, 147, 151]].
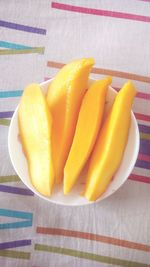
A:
[[0, 175, 20, 183], [0, 250, 30, 259], [0, 119, 10, 126], [0, 47, 45, 55], [140, 132, 150, 141], [34, 244, 149, 267]]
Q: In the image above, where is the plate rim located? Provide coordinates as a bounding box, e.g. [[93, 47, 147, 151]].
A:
[[8, 78, 140, 206]]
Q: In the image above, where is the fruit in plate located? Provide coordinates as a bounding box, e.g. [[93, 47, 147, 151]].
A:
[[64, 77, 112, 194], [84, 81, 137, 201], [47, 58, 94, 183], [18, 83, 54, 196]]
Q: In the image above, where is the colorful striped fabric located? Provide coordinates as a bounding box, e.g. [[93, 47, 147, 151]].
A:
[[0, 1, 150, 266]]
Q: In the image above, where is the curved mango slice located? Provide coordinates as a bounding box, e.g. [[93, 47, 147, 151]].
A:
[[47, 58, 94, 183], [18, 84, 54, 196], [64, 77, 112, 194], [84, 81, 137, 201]]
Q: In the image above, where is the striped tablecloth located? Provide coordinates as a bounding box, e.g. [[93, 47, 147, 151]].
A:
[[0, 1, 150, 266]]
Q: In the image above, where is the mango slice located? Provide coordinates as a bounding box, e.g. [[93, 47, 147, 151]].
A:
[[64, 77, 112, 194], [84, 81, 137, 201], [18, 84, 54, 196], [47, 58, 94, 183]]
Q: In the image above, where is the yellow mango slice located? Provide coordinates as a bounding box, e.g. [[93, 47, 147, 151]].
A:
[[64, 77, 112, 194], [47, 58, 94, 183], [18, 84, 54, 196], [84, 81, 137, 201]]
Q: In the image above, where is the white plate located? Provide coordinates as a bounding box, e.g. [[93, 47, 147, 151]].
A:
[[8, 78, 140, 206]]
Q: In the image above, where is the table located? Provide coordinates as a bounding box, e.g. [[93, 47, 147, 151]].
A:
[[0, 1, 150, 266]]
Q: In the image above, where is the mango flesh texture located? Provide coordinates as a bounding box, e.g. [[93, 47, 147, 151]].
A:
[[47, 58, 94, 183], [84, 81, 137, 201], [64, 77, 112, 194], [18, 83, 54, 196]]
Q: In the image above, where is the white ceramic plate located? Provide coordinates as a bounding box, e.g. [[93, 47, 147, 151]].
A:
[[8, 78, 140, 206]]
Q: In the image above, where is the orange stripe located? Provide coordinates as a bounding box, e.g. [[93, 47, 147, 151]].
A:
[[92, 67, 150, 83], [47, 61, 64, 69], [47, 60, 150, 83], [37, 227, 150, 252]]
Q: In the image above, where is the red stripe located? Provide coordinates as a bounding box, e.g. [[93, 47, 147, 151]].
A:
[[129, 174, 150, 183], [135, 113, 150, 122], [138, 154, 150, 162], [139, 0, 150, 2], [52, 2, 150, 23], [114, 87, 150, 100], [137, 92, 150, 100], [46, 73, 150, 101], [44, 77, 51, 81]]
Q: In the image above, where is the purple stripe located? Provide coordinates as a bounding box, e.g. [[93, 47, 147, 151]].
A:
[[140, 139, 150, 155], [0, 111, 14, 118], [1, 111, 149, 137], [136, 160, 150, 169], [0, 185, 34, 196], [1, 111, 149, 158], [0, 240, 31, 250], [0, 20, 46, 35], [139, 124, 150, 134]]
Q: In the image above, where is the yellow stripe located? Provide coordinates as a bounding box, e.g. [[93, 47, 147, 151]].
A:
[[0, 250, 30, 259], [140, 132, 150, 140], [35, 244, 149, 267], [0, 119, 10, 126], [0, 175, 20, 183], [0, 47, 45, 55]]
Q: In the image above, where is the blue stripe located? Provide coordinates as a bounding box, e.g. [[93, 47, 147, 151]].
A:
[[0, 220, 32, 229], [0, 209, 32, 219], [0, 90, 23, 98], [0, 41, 32, 50], [0, 209, 33, 229]]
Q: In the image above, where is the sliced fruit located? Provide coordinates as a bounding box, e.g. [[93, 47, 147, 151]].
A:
[[64, 77, 112, 194], [47, 58, 94, 183], [18, 83, 54, 196], [84, 81, 137, 201]]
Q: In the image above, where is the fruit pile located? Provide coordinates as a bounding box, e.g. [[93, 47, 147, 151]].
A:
[[18, 58, 136, 201]]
